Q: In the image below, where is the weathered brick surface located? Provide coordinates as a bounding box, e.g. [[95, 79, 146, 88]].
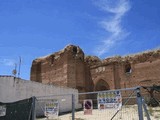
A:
[[30, 45, 86, 93], [30, 45, 160, 94]]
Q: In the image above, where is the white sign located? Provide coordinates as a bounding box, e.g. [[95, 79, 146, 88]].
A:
[[0, 105, 6, 116], [97, 91, 122, 110], [45, 100, 59, 118]]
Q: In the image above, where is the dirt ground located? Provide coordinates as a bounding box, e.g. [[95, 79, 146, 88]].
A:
[[37, 105, 160, 120]]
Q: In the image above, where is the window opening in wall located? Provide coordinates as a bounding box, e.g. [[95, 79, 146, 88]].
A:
[[51, 55, 55, 64], [73, 46, 77, 54], [125, 63, 132, 73]]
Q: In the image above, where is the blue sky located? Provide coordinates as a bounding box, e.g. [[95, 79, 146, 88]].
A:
[[0, 0, 160, 80]]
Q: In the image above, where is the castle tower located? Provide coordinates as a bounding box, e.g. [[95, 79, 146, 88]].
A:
[[30, 45, 88, 92]]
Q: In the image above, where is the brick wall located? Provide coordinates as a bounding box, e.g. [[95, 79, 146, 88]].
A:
[[30, 45, 160, 94]]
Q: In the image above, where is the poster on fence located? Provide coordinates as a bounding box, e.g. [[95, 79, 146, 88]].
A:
[[97, 91, 122, 110], [45, 99, 59, 118], [83, 99, 93, 115], [0, 105, 6, 116]]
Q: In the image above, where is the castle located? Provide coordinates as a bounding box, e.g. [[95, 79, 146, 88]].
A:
[[30, 45, 160, 93]]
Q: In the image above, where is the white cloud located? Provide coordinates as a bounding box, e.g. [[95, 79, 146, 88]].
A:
[[0, 59, 15, 66], [94, 0, 131, 56]]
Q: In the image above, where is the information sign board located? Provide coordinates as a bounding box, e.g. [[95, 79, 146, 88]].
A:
[[0, 105, 6, 116], [97, 91, 122, 110], [45, 99, 59, 118]]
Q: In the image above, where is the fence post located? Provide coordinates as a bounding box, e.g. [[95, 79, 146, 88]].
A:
[[136, 87, 143, 120], [72, 94, 75, 120], [32, 96, 36, 120], [142, 98, 151, 120]]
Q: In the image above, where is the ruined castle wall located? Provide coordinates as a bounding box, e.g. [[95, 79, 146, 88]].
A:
[[42, 53, 68, 86], [31, 45, 160, 94], [30, 61, 42, 82], [91, 65, 116, 91], [84, 64, 94, 92], [119, 59, 160, 89], [30, 45, 86, 92], [31, 52, 69, 86], [113, 63, 121, 89], [66, 52, 77, 88], [66, 49, 86, 92], [75, 59, 86, 92]]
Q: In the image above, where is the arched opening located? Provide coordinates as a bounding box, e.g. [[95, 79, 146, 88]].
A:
[[95, 79, 110, 91], [125, 63, 132, 73]]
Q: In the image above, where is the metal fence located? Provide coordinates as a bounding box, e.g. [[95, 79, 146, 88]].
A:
[[1, 87, 159, 120], [35, 86, 160, 120], [141, 87, 160, 120], [74, 87, 146, 120], [35, 94, 76, 120]]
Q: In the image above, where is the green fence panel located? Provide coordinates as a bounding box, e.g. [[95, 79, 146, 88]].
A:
[[0, 97, 34, 120]]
